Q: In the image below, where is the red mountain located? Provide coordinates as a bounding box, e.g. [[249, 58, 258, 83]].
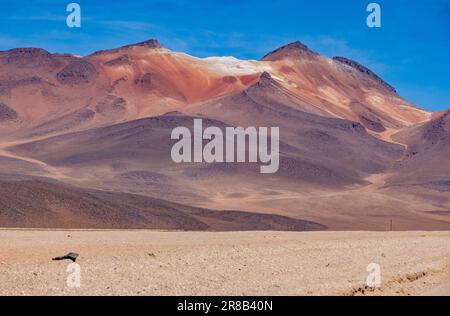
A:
[[0, 39, 448, 231]]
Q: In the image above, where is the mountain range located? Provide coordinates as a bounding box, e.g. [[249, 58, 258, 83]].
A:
[[1, 39, 449, 231]]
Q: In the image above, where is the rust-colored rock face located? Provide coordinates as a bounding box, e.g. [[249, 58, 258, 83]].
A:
[[56, 60, 98, 85], [0, 39, 430, 135]]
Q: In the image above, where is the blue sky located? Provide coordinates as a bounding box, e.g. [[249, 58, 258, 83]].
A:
[[0, 0, 449, 111]]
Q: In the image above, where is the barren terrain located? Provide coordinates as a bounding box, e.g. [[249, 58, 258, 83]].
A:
[[0, 230, 449, 296]]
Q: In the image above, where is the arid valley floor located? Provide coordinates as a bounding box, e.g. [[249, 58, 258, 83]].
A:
[[0, 230, 449, 296]]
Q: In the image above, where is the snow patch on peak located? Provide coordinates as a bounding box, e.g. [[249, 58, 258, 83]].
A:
[[201, 56, 273, 75]]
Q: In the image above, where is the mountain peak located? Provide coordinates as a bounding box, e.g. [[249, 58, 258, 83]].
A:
[[261, 41, 317, 61], [253, 71, 276, 87], [89, 39, 164, 57], [124, 39, 163, 49], [244, 71, 279, 93], [259, 71, 272, 81], [333, 56, 397, 94]]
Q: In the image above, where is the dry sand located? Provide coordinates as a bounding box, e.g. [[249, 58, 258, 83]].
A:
[[0, 230, 449, 296]]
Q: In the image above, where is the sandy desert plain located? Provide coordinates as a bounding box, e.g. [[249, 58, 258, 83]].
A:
[[0, 229, 449, 296]]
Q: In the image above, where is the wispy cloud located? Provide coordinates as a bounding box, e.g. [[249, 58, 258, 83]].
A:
[[94, 20, 159, 32], [305, 36, 391, 76], [7, 13, 64, 22], [0, 34, 23, 50]]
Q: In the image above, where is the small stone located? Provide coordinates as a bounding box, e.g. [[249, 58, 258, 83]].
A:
[[52, 252, 79, 262]]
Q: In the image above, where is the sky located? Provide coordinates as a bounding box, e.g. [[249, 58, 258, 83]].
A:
[[0, 0, 449, 111]]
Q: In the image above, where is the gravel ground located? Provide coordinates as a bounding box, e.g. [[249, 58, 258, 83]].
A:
[[0, 230, 449, 296]]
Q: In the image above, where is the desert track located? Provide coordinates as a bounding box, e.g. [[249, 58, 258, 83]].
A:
[[0, 140, 70, 180]]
